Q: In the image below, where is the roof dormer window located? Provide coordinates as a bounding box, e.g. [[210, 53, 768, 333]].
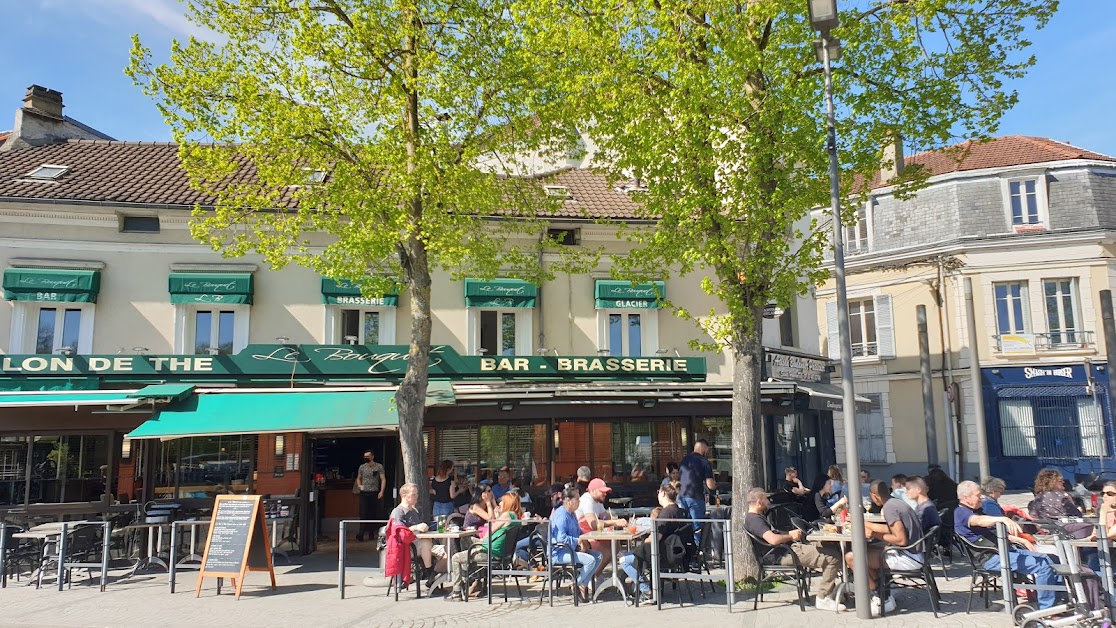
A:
[[26, 164, 69, 180], [544, 185, 573, 200]]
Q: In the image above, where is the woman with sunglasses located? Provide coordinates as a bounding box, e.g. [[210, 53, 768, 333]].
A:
[[1085, 480, 1116, 573], [463, 485, 497, 533]]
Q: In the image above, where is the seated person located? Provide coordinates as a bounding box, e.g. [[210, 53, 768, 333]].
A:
[[661, 462, 680, 488], [955, 480, 1062, 610], [891, 474, 917, 509], [463, 485, 497, 531], [551, 487, 602, 600], [630, 463, 647, 482], [782, 466, 810, 499], [390, 482, 447, 586], [743, 486, 845, 612], [618, 483, 692, 605], [847, 481, 924, 616], [979, 477, 1007, 516], [446, 493, 522, 601], [576, 478, 628, 578], [491, 466, 514, 501], [904, 476, 942, 532], [812, 478, 849, 522]]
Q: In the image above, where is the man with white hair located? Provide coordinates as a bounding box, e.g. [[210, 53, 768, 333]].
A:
[[954, 480, 1061, 609]]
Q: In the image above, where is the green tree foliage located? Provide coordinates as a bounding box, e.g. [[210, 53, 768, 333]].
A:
[[519, 0, 1055, 580], [127, 0, 589, 513]]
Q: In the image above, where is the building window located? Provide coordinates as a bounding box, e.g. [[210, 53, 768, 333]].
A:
[[554, 419, 686, 485], [1009, 179, 1039, 225], [845, 205, 869, 254], [779, 308, 795, 347], [1043, 278, 1080, 345], [855, 393, 887, 463], [480, 310, 517, 356], [1001, 175, 1049, 231], [341, 309, 380, 344], [153, 435, 257, 499], [175, 305, 249, 355], [35, 307, 83, 354], [0, 434, 110, 506], [994, 281, 1029, 335], [848, 298, 877, 357], [596, 310, 658, 356], [998, 396, 1107, 459], [119, 215, 160, 233], [466, 309, 531, 356]]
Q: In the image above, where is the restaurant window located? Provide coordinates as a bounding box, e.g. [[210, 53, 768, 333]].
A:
[[153, 435, 257, 499], [554, 420, 684, 486], [596, 311, 659, 356], [695, 418, 732, 482], [437, 426, 480, 482], [480, 424, 546, 488], [175, 305, 249, 355], [0, 434, 111, 506]]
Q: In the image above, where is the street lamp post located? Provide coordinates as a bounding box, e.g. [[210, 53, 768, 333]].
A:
[[808, 0, 872, 619]]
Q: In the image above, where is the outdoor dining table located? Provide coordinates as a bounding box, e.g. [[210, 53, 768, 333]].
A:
[[809, 528, 859, 602], [12, 521, 84, 585], [580, 528, 649, 603], [121, 522, 173, 577], [415, 528, 478, 591]]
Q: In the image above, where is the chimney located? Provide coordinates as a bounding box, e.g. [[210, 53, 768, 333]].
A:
[[881, 133, 904, 183], [23, 85, 64, 119]]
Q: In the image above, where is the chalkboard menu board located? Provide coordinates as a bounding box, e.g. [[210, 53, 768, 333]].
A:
[[195, 495, 276, 599]]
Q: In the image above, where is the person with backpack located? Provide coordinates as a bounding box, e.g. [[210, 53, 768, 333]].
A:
[[618, 482, 692, 605]]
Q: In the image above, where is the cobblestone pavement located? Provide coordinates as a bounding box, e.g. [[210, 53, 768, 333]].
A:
[[0, 547, 1015, 628]]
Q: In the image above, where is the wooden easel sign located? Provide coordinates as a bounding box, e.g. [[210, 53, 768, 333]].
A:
[[195, 494, 277, 599]]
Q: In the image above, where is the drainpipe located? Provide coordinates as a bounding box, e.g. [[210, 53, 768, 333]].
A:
[[537, 228, 546, 351], [964, 277, 990, 481], [935, 258, 960, 479]]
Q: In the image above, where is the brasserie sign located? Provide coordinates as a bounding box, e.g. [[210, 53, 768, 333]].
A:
[[0, 344, 705, 381]]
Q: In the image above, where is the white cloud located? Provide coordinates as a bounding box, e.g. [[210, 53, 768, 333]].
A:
[[41, 0, 219, 41]]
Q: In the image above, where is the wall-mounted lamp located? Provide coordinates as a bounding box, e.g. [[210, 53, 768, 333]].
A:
[[779, 398, 794, 407], [59, 346, 74, 356], [537, 348, 550, 356], [423, 431, 430, 452], [131, 346, 149, 355], [553, 428, 560, 452], [760, 397, 774, 403], [638, 398, 657, 409], [121, 438, 132, 461], [343, 335, 358, 345], [274, 434, 286, 458], [206, 347, 221, 356], [597, 349, 610, 356], [478, 348, 489, 356], [991, 369, 1001, 375], [275, 336, 291, 344], [499, 401, 516, 412]]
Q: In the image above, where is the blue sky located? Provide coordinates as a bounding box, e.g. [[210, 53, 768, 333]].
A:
[[2, 0, 1114, 156]]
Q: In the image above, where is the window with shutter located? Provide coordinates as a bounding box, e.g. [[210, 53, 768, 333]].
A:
[[855, 393, 887, 463], [826, 301, 839, 359], [874, 294, 895, 359]]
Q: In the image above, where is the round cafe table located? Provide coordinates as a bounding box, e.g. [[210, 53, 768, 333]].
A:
[[580, 528, 649, 603]]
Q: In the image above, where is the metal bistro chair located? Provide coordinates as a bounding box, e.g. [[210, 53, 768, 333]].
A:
[[2, 524, 39, 583], [878, 525, 943, 618], [932, 507, 953, 579], [543, 534, 588, 607], [954, 532, 1004, 613], [745, 530, 809, 612], [37, 524, 103, 590], [467, 523, 530, 602]]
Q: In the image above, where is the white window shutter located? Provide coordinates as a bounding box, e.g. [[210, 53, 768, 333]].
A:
[[875, 294, 895, 359], [826, 301, 839, 358]]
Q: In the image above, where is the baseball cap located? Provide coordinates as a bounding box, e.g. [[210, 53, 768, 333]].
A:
[[587, 478, 611, 493]]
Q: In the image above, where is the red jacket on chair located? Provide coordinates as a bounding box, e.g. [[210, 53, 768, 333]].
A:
[[385, 519, 417, 582]]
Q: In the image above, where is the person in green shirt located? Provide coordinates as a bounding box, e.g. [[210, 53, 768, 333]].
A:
[[445, 492, 522, 601]]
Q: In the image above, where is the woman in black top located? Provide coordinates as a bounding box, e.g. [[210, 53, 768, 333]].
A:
[[430, 460, 461, 518], [810, 478, 848, 522]]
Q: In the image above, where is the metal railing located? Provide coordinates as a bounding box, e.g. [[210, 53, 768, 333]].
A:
[[167, 520, 211, 594], [993, 331, 1096, 353], [337, 519, 390, 599], [649, 517, 734, 612], [55, 521, 113, 592]]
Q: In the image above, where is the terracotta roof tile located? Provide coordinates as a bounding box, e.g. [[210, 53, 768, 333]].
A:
[[870, 135, 1116, 189]]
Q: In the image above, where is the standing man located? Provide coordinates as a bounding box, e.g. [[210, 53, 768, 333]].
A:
[[845, 481, 924, 615], [354, 449, 385, 542], [678, 439, 716, 530]]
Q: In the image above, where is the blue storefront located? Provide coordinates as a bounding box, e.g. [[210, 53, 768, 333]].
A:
[[985, 363, 1115, 489]]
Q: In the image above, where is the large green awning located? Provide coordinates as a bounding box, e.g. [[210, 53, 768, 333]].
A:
[[320, 277, 398, 307], [168, 272, 254, 305], [464, 278, 537, 308], [594, 280, 666, 309], [2, 268, 101, 303], [127, 390, 400, 439], [0, 390, 141, 408]]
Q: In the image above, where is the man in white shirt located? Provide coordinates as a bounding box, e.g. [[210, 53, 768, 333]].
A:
[[576, 478, 627, 577]]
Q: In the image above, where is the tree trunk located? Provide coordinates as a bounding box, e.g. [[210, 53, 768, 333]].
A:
[[729, 305, 764, 585], [397, 235, 432, 519]]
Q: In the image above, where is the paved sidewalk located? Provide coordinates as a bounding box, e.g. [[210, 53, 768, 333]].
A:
[[0, 547, 1014, 628]]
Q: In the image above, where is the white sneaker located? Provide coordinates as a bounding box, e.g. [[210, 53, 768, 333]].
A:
[[884, 595, 896, 613], [869, 595, 896, 615], [815, 595, 846, 612]]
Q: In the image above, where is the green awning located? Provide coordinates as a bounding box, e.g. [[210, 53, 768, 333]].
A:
[[126, 391, 400, 439], [3, 268, 101, 303], [464, 278, 537, 308], [594, 280, 666, 309], [320, 277, 398, 307], [127, 383, 196, 402], [425, 381, 455, 406], [0, 390, 143, 408], [168, 272, 253, 305]]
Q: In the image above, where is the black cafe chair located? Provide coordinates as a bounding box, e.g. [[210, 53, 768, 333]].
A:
[[954, 532, 1004, 613], [745, 530, 808, 612], [878, 526, 942, 618]]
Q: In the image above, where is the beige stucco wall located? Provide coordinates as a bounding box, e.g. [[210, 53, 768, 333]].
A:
[[0, 202, 771, 382]]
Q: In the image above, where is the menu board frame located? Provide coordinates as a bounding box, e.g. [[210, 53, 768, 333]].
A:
[[195, 494, 277, 599]]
